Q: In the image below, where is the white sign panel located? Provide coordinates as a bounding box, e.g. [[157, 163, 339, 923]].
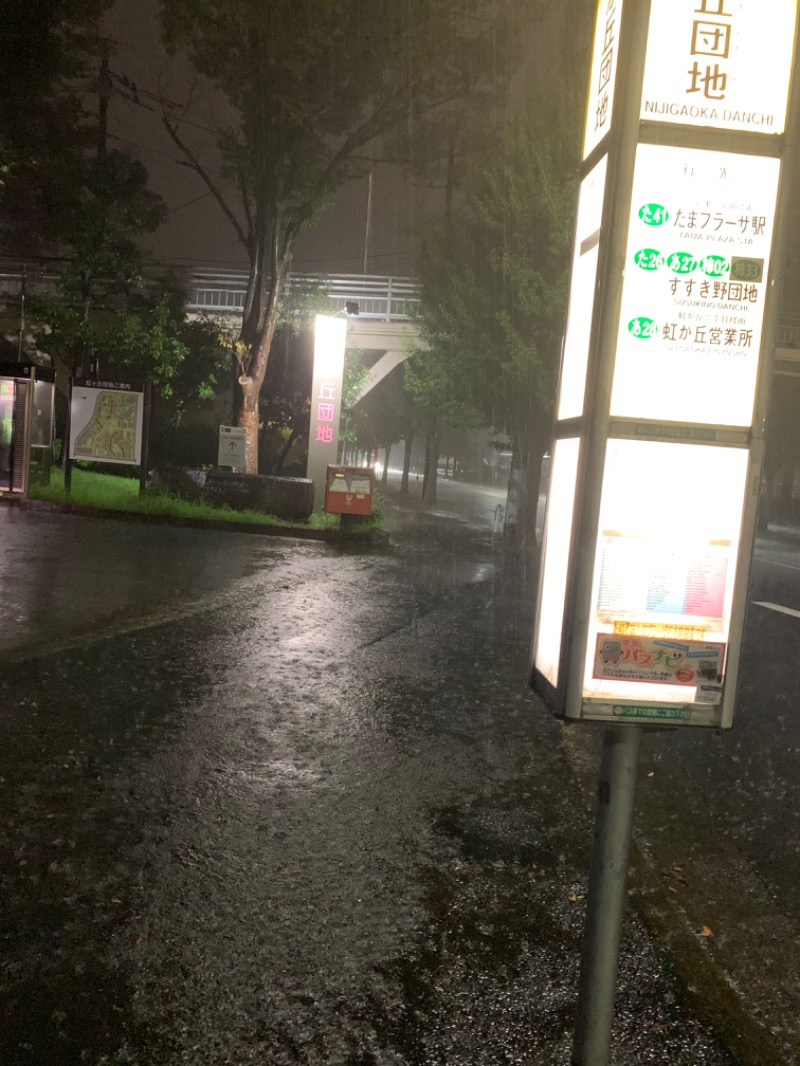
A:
[[533, 437, 581, 688], [307, 315, 347, 507], [69, 381, 144, 466], [558, 154, 608, 421], [218, 425, 247, 468], [582, 437, 749, 706], [641, 0, 797, 135], [584, 0, 624, 159], [611, 143, 781, 426]]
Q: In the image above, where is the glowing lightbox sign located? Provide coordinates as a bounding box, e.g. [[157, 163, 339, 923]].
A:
[[611, 143, 781, 426], [307, 315, 347, 508], [530, 0, 799, 729], [558, 155, 608, 421], [641, 0, 797, 135], [582, 438, 748, 707], [584, 0, 625, 159], [533, 437, 581, 687]]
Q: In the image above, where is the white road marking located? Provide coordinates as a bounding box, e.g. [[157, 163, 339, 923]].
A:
[[753, 601, 800, 619], [755, 557, 800, 572]]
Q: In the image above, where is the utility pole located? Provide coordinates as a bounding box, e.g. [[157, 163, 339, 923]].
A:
[[17, 268, 26, 361], [363, 171, 373, 275]]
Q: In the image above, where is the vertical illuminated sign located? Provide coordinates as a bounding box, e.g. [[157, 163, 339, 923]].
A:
[[307, 315, 347, 509], [584, 0, 625, 159], [530, 0, 800, 729]]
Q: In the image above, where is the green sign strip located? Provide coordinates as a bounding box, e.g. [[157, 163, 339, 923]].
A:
[[614, 706, 692, 721]]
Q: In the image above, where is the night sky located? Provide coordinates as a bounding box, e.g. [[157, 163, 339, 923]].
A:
[[102, 0, 438, 278]]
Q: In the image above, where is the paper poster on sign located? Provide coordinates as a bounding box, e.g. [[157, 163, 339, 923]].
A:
[[594, 634, 725, 693], [596, 531, 730, 626]]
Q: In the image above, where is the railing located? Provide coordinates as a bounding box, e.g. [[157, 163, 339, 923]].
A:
[[776, 314, 800, 349], [6, 260, 800, 346], [185, 270, 420, 322], [0, 263, 420, 323]]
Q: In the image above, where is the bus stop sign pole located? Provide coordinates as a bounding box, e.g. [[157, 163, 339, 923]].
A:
[[572, 725, 642, 1066]]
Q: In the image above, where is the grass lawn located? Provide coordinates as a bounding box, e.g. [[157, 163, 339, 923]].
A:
[[28, 468, 381, 532]]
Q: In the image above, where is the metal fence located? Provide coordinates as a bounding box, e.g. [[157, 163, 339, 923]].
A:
[[6, 260, 800, 347], [185, 270, 420, 322]]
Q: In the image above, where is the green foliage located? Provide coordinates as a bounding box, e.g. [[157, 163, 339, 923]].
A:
[[413, 95, 581, 462], [107, 285, 231, 406], [158, 0, 531, 468], [31, 277, 231, 408], [48, 151, 165, 293], [0, 0, 112, 249], [29, 467, 383, 532], [348, 363, 418, 454]]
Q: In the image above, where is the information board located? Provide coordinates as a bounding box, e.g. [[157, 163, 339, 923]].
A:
[[218, 425, 247, 468], [611, 145, 781, 426], [69, 380, 144, 466]]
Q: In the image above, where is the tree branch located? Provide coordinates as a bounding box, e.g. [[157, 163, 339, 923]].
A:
[[162, 114, 249, 249]]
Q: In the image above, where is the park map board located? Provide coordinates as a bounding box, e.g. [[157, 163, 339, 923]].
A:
[[69, 381, 144, 466]]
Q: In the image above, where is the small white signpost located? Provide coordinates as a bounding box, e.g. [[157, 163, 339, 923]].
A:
[[306, 315, 347, 509], [218, 425, 247, 469]]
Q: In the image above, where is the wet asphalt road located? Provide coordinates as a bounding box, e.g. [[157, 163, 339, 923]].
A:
[[0, 498, 768, 1065]]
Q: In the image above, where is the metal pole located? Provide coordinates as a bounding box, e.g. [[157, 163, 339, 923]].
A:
[[572, 725, 642, 1066], [362, 170, 373, 275], [139, 382, 151, 497], [64, 379, 73, 495], [17, 269, 26, 361]]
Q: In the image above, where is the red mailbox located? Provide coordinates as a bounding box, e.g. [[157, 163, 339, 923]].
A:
[[324, 465, 374, 516]]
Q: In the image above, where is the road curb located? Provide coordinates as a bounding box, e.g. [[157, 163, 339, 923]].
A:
[[559, 724, 791, 1066], [3, 497, 391, 547]]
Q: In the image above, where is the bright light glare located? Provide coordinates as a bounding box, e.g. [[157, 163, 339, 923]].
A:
[[559, 155, 607, 421], [641, 0, 798, 135], [314, 315, 347, 374], [582, 438, 749, 702], [533, 438, 581, 687], [611, 144, 780, 426]]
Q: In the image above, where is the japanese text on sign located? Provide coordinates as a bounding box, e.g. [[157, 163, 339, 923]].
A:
[[611, 144, 781, 426], [312, 380, 338, 444], [640, 0, 797, 135], [687, 0, 732, 102], [584, 0, 623, 159], [593, 634, 725, 690]]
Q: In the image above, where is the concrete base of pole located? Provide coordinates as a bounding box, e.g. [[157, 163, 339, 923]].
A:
[[572, 725, 642, 1066]]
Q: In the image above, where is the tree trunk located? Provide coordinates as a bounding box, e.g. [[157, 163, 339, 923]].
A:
[[236, 258, 286, 473], [239, 378, 261, 472], [422, 427, 440, 506], [400, 430, 414, 495], [275, 427, 298, 476], [513, 412, 553, 551], [381, 443, 391, 487]]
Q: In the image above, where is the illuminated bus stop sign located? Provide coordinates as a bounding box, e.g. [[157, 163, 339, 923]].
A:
[[530, 0, 800, 729]]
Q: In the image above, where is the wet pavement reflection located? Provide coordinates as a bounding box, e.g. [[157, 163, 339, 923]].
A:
[[0, 501, 743, 1064]]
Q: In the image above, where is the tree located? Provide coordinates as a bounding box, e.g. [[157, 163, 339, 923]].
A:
[[348, 364, 412, 486], [159, 0, 530, 472], [413, 91, 581, 530], [0, 0, 112, 253]]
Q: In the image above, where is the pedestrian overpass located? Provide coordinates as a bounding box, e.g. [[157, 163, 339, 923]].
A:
[[185, 270, 423, 402]]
